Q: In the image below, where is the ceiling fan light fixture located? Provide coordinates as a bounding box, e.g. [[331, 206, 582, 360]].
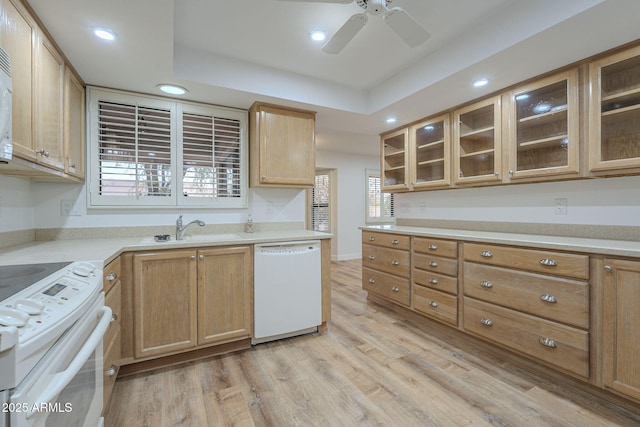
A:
[[309, 30, 326, 42], [157, 84, 188, 95]]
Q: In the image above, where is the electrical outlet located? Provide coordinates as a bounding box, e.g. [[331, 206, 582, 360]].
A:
[[554, 198, 568, 215], [419, 202, 427, 213], [60, 200, 80, 216]]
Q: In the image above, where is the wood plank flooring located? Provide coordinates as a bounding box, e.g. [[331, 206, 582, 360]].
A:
[[105, 260, 640, 426]]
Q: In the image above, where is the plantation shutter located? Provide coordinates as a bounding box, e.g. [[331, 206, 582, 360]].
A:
[[97, 100, 172, 199], [366, 170, 394, 223], [311, 173, 330, 232]]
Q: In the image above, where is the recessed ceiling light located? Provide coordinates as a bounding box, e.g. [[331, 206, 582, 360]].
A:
[[386, 117, 397, 124], [309, 30, 326, 42], [157, 84, 188, 95], [473, 78, 489, 88], [93, 27, 116, 41]]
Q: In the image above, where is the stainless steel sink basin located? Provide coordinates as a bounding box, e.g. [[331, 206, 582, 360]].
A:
[[138, 233, 245, 245]]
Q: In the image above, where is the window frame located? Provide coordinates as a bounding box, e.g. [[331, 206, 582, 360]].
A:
[[365, 168, 395, 224], [86, 87, 248, 209]]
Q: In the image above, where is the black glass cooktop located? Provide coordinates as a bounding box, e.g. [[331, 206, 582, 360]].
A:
[[0, 261, 72, 303]]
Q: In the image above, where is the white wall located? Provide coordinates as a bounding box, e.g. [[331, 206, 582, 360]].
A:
[[395, 175, 640, 226], [0, 175, 35, 233], [316, 149, 380, 261]]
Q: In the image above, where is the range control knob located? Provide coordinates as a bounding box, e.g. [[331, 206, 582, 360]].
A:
[[72, 262, 95, 277], [0, 308, 30, 328], [14, 299, 45, 315]]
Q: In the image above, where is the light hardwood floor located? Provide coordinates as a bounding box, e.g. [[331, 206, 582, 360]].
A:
[[105, 260, 640, 426]]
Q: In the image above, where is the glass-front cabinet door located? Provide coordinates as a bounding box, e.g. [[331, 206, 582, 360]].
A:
[[507, 69, 580, 180], [381, 127, 409, 192], [410, 114, 451, 189], [589, 45, 640, 173], [453, 96, 502, 185]]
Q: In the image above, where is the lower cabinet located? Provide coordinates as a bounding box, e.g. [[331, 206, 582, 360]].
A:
[[602, 258, 640, 401], [102, 257, 122, 412], [132, 246, 252, 360]]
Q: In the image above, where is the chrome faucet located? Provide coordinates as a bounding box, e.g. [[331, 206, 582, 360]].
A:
[[176, 215, 205, 240]]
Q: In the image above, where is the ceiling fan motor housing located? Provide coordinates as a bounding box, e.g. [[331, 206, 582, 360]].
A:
[[357, 0, 391, 15]]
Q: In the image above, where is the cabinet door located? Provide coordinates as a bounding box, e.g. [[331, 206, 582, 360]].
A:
[[133, 250, 198, 359], [197, 246, 252, 345], [64, 66, 84, 178], [252, 103, 315, 187], [410, 114, 451, 189], [589, 45, 640, 173], [602, 258, 640, 401], [507, 69, 580, 180], [35, 31, 65, 170], [453, 95, 502, 185], [381, 127, 409, 192], [0, 0, 36, 160]]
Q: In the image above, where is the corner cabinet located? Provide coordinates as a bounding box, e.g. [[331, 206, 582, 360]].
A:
[[249, 102, 316, 188], [589, 45, 640, 174], [453, 95, 502, 185], [601, 258, 640, 401], [381, 128, 410, 192], [505, 69, 580, 181]]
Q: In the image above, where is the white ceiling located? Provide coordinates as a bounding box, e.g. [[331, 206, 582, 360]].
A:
[[26, 0, 640, 155]]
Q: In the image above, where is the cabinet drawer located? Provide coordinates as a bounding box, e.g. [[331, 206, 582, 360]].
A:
[[413, 237, 457, 259], [104, 281, 121, 347], [103, 256, 121, 294], [103, 327, 121, 409], [362, 244, 410, 278], [413, 253, 457, 277], [464, 243, 589, 279], [413, 285, 457, 326], [463, 297, 589, 378], [463, 263, 588, 328], [362, 267, 410, 307], [412, 268, 458, 295], [362, 231, 410, 250]]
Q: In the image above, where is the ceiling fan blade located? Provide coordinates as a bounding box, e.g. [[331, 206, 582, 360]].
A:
[[277, 0, 352, 3], [322, 13, 367, 54], [383, 7, 430, 48]]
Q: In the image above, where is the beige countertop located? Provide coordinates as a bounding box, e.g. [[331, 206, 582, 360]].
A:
[[0, 230, 331, 267], [361, 225, 640, 258]]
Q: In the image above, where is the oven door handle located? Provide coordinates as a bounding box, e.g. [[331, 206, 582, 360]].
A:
[[26, 306, 112, 419]]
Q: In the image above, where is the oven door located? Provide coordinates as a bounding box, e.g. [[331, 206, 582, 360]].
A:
[[8, 295, 111, 427]]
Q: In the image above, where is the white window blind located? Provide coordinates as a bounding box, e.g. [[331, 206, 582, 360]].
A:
[[311, 173, 330, 232], [366, 169, 394, 223], [88, 87, 247, 208]]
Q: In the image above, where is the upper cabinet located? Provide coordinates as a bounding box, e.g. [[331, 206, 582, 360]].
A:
[[64, 66, 85, 179], [589, 45, 640, 174], [381, 127, 409, 192], [410, 114, 451, 190], [453, 95, 502, 185], [505, 69, 580, 180], [249, 102, 316, 188]]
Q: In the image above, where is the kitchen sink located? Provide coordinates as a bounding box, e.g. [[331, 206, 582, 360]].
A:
[[138, 234, 245, 245]]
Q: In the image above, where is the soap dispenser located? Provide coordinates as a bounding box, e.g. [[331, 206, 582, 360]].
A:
[[245, 214, 254, 233]]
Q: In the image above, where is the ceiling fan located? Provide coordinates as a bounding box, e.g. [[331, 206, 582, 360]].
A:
[[279, 0, 430, 54]]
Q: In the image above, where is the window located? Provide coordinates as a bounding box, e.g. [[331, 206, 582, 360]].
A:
[[311, 172, 330, 231], [366, 169, 394, 223], [87, 87, 247, 208]]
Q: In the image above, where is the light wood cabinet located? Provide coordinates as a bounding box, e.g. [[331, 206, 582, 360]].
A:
[[362, 231, 411, 307], [64, 65, 84, 178], [249, 102, 316, 188], [505, 69, 580, 180], [103, 257, 122, 412], [453, 95, 502, 185], [381, 127, 410, 192], [601, 258, 640, 401], [132, 246, 252, 360], [410, 114, 451, 189], [589, 45, 640, 174]]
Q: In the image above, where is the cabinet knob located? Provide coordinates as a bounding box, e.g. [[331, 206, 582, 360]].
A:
[[190, 255, 196, 260], [368, 255, 375, 260], [480, 280, 493, 288], [539, 337, 557, 348], [110, 314, 118, 323], [37, 149, 50, 157], [494, 172, 499, 177], [480, 250, 493, 258], [391, 239, 399, 245], [429, 261, 438, 268], [539, 294, 557, 303], [428, 278, 438, 285], [368, 236, 375, 241], [261, 175, 267, 180], [391, 286, 400, 292], [428, 244, 438, 250], [429, 301, 438, 308], [106, 365, 118, 377], [199, 254, 204, 260], [391, 260, 400, 266], [368, 278, 375, 283], [604, 265, 612, 272], [480, 318, 493, 326], [539, 258, 557, 267], [106, 272, 117, 281]]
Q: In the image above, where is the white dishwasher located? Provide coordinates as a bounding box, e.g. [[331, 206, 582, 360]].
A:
[[253, 240, 322, 344]]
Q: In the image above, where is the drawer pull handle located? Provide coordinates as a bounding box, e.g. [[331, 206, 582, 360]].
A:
[[391, 260, 400, 266], [481, 250, 493, 258], [110, 314, 118, 323], [429, 278, 438, 285], [190, 255, 196, 260], [369, 236, 375, 241], [429, 301, 438, 308], [429, 261, 438, 268], [391, 239, 399, 245], [539, 258, 557, 267], [480, 280, 493, 288], [368, 278, 375, 283], [428, 244, 438, 250], [106, 365, 118, 377], [391, 286, 400, 292], [369, 255, 375, 260], [106, 272, 117, 281], [480, 318, 493, 326], [539, 337, 557, 348], [539, 294, 557, 303], [604, 265, 612, 272]]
